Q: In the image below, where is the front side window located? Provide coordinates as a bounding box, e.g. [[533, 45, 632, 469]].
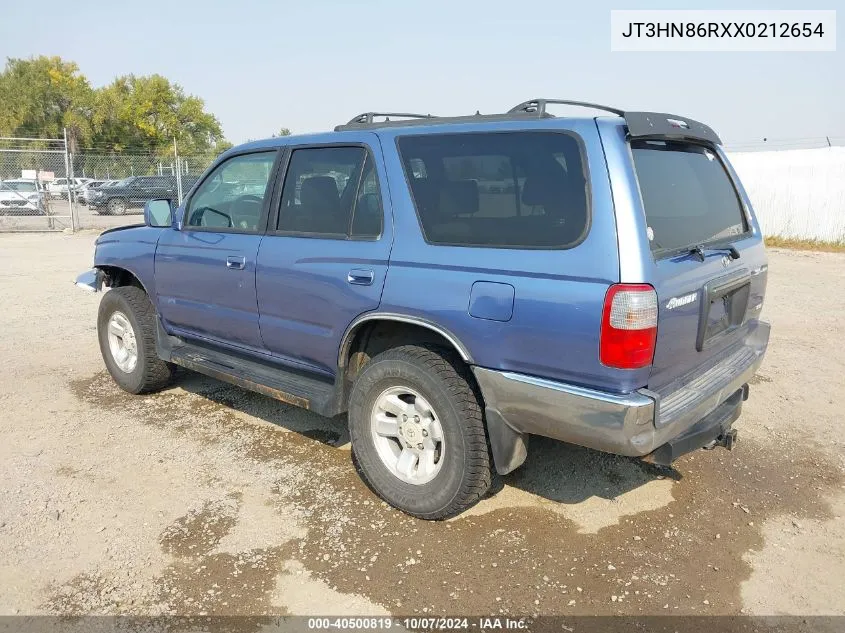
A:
[[186, 152, 276, 231], [398, 131, 590, 249], [277, 146, 383, 239]]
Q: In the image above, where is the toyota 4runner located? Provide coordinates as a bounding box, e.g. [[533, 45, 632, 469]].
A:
[[75, 99, 770, 519]]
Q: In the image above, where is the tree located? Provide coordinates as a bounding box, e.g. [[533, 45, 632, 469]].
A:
[[0, 56, 94, 151], [0, 56, 231, 165], [92, 74, 226, 155], [273, 127, 291, 137]]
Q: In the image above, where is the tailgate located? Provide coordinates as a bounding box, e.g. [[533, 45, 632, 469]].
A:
[[629, 140, 768, 393]]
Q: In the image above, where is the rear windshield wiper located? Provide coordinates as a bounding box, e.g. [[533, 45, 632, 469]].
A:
[[687, 243, 740, 262]]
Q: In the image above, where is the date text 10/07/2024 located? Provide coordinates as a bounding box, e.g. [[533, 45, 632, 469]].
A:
[[307, 617, 530, 630]]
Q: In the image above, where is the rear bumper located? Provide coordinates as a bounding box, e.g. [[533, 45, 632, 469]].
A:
[[473, 320, 770, 474]]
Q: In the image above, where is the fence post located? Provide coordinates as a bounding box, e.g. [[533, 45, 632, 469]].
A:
[[63, 128, 77, 232], [174, 138, 183, 204]]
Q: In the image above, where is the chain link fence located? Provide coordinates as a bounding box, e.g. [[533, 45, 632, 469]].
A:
[[1, 134, 217, 232], [0, 137, 74, 232]]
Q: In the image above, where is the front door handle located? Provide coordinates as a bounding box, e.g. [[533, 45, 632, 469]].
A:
[[347, 268, 374, 286], [226, 255, 246, 270]]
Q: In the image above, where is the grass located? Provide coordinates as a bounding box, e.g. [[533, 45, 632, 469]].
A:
[[764, 236, 845, 253]]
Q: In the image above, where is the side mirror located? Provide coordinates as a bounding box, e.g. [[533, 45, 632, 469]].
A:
[[144, 199, 173, 228]]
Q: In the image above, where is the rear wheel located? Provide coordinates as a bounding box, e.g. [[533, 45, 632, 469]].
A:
[[97, 286, 174, 394], [348, 344, 492, 519], [107, 198, 127, 215]]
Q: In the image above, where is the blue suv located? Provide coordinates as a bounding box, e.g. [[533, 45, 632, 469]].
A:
[[76, 99, 770, 519]]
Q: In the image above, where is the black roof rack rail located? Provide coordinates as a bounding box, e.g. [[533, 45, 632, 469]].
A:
[[508, 99, 625, 117], [336, 112, 437, 131], [508, 98, 721, 145]]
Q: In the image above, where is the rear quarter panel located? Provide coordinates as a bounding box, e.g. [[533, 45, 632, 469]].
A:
[[377, 119, 646, 393]]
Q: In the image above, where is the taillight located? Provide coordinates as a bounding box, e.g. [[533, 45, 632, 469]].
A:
[[600, 284, 658, 369]]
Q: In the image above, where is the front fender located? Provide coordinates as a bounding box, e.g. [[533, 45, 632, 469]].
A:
[[93, 225, 164, 299]]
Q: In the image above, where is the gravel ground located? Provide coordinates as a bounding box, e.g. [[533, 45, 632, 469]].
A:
[[0, 233, 843, 618]]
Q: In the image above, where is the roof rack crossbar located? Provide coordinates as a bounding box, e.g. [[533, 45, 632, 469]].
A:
[[344, 112, 437, 126], [508, 99, 625, 117]]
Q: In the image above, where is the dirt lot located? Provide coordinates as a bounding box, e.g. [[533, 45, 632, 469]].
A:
[[0, 233, 843, 618]]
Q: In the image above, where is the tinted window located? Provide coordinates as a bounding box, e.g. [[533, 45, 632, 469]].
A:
[[186, 152, 276, 231], [398, 132, 589, 248], [278, 147, 382, 239], [350, 155, 383, 238], [631, 141, 748, 255]]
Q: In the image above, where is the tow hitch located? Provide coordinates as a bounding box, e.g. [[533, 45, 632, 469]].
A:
[[644, 387, 746, 466], [704, 428, 738, 451]]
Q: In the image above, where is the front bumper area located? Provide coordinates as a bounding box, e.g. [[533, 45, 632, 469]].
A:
[[75, 269, 104, 292], [473, 321, 770, 475]]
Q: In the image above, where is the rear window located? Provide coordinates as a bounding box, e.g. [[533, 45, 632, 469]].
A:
[[397, 131, 589, 249], [631, 141, 748, 255]]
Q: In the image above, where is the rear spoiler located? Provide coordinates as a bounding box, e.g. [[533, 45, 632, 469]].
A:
[[624, 111, 721, 146], [507, 99, 722, 146]]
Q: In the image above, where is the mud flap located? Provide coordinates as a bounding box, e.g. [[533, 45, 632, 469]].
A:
[[485, 407, 528, 475]]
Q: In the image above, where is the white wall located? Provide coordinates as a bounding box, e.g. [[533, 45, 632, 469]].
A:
[[727, 147, 845, 242]]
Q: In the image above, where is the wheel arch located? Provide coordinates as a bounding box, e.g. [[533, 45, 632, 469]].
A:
[[96, 265, 150, 296], [339, 313, 472, 370], [336, 313, 475, 411]]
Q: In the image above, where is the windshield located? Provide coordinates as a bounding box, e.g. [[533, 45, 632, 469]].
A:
[[0, 181, 37, 192], [631, 141, 748, 255], [116, 177, 136, 187]]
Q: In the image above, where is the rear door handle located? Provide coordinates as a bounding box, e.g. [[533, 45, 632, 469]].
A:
[[347, 268, 374, 286], [226, 256, 246, 270]]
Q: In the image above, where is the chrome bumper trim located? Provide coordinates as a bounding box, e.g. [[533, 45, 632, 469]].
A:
[[74, 269, 102, 292]]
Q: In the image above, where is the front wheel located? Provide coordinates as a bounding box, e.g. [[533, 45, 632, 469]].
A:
[[348, 344, 492, 520], [97, 286, 174, 394]]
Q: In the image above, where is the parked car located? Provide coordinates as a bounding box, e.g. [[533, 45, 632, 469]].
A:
[[88, 175, 199, 215], [76, 99, 770, 519], [47, 177, 90, 199], [77, 180, 107, 205], [0, 179, 45, 215]]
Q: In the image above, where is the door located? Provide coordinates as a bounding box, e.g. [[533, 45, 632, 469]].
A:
[[155, 150, 279, 351], [627, 140, 768, 392], [256, 141, 392, 375]]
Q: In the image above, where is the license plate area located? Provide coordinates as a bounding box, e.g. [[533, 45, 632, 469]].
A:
[[696, 272, 751, 352]]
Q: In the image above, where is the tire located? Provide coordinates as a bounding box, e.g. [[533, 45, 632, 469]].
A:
[[107, 198, 127, 215], [97, 286, 174, 394], [348, 344, 492, 520]]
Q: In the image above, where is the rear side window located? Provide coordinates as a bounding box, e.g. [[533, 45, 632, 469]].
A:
[[277, 146, 382, 239], [631, 141, 748, 255], [398, 132, 589, 249]]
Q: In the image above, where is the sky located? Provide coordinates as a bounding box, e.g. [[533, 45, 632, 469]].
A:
[[1, 0, 842, 147]]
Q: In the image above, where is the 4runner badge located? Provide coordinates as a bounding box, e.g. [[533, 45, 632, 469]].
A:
[[666, 293, 698, 310]]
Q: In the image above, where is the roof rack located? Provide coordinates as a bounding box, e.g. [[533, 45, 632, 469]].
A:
[[333, 100, 721, 145], [508, 99, 625, 117], [336, 112, 436, 131]]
